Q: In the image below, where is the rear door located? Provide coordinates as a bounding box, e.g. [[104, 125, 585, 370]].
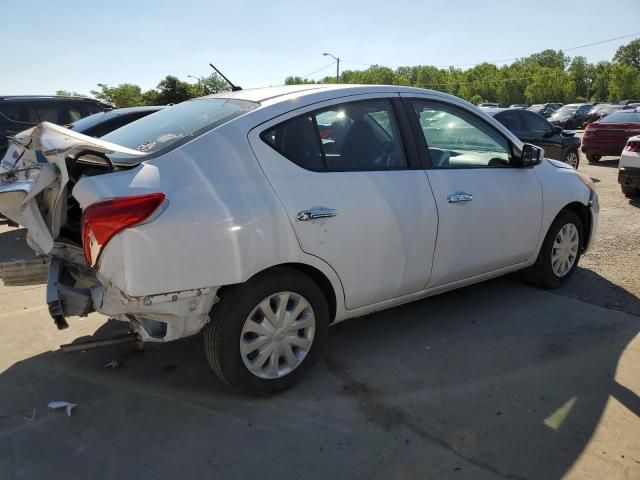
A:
[[402, 96, 543, 287], [249, 94, 438, 310]]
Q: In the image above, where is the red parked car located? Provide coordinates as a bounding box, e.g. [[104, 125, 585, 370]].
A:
[[582, 109, 640, 163]]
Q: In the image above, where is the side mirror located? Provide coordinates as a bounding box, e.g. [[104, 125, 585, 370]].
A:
[[553, 125, 563, 134], [517, 143, 544, 167]]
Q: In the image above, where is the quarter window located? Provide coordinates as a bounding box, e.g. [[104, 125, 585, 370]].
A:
[[411, 100, 511, 168], [261, 100, 408, 171]]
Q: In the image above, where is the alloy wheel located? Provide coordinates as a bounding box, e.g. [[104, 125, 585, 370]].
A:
[[565, 152, 579, 168]]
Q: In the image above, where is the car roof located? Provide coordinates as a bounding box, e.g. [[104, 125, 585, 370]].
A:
[[204, 84, 465, 106], [0, 95, 101, 102], [480, 107, 508, 115], [100, 106, 165, 116]]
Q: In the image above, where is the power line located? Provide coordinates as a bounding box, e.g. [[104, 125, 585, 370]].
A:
[[340, 32, 640, 71], [298, 61, 337, 79]]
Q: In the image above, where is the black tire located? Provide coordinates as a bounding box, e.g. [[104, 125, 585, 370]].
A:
[[523, 210, 583, 289], [203, 267, 329, 396], [621, 184, 638, 197], [563, 148, 580, 169], [586, 153, 601, 163]]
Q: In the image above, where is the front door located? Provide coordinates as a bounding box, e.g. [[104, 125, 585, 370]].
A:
[[249, 95, 438, 309], [403, 97, 543, 287]]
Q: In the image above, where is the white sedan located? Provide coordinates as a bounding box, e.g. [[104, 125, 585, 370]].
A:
[[620, 135, 640, 197], [0, 85, 598, 395]]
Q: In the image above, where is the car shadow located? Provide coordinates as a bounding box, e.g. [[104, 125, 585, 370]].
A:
[[0, 274, 638, 479], [590, 157, 619, 168]]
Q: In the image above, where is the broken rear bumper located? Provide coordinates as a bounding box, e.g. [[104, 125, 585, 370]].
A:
[[47, 257, 94, 330], [45, 254, 219, 342]]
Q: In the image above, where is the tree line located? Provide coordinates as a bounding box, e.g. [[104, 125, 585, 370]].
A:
[[56, 73, 230, 107], [56, 40, 640, 107], [285, 39, 640, 106]]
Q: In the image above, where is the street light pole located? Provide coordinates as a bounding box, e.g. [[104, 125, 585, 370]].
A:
[[323, 52, 340, 84], [187, 75, 204, 95]]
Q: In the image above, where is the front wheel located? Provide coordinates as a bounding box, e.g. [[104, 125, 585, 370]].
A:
[[203, 267, 329, 396], [563, 149, 580, 169], [586, 153, 601, 163], [523, 210, 583, 289]]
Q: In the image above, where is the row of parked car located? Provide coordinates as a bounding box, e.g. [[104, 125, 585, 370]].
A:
[[479, 100, 640, 129], [0, 96, 165, 156]]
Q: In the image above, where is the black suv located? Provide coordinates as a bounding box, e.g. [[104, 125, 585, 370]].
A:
[[0, 96, 113, 156]]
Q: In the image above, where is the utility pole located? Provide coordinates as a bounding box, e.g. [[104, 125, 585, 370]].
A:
[[323, 52, 340, 83], [187, 75, 204, 95]]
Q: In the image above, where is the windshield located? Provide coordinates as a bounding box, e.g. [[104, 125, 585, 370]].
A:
[[101, 98, 259, 160], [600, 112, 640, 123]]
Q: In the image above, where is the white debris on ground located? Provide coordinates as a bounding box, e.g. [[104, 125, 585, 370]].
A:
[[48, 401, 77, 417]]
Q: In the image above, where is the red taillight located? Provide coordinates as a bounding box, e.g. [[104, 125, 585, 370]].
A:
[[624, 140, 640, 152], [81, 193, 165, 267]]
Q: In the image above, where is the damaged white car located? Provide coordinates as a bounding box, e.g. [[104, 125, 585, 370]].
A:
[[0, 85, 599, 395]]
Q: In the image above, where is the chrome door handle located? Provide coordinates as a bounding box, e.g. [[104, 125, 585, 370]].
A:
[[297, 208, 337, 221], [447, 192, 473, 203]]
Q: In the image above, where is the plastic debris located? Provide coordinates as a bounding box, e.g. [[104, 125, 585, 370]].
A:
[[104, 360, 120, 369], [23, 409, 36, 421], [48, 401, 77, 417]]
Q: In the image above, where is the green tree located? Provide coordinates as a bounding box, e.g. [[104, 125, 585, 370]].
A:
[[613, 39, 640, 69], [90, 83, 145, 107], [590, 61, 612, 101], [608, 62, 640, 101], [284, 76, 316, 85], [154, 75, 198, 104], [524, 68, 567, 103], [55, 89, 85, 97], [201, 73, 231, 94], [568, 56, 594, 100]]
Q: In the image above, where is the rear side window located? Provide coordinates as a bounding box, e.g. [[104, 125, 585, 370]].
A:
[[494, 110, 523, 131], [102, 98, 258, 160], [0, 102, 39, 123], [600, 112, 640, 123], [521, 111, 551, 132], [261, 100, 408, 171], [37, 101, 84, 124]]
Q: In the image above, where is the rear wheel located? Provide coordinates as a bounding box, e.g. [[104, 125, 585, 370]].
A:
[[621, 184, 638, 197], [523, 210, 583, 289], [203, 267, 329, 396], [563, 149, 580, 169], [586, 153, 601, 163]]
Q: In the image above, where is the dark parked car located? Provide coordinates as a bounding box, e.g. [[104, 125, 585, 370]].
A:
[[582, 109, 640, 163], [69, 106, 165, 137], [527, 103, 561, 118], [0, 95, 112, 156], [486, 108, 581, 168], [584, 103, 623, 125], [548, 103, 593, 129]]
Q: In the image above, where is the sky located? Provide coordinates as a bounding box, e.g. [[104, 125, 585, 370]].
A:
[[1, 0, 639, 95]]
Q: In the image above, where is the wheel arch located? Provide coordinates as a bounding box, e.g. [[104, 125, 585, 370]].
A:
[[216, 262, 339, 324], [560, 201, 592, 251]]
